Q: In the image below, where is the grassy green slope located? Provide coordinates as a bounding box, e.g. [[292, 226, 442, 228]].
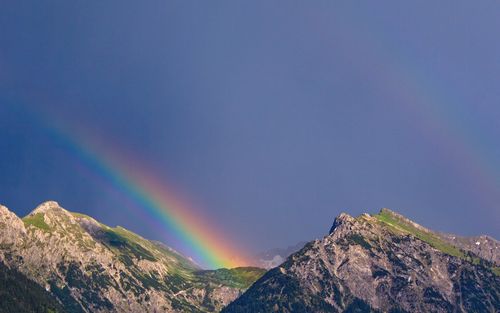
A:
[[195, 267, 266, 289], [373, 208, 499, 275], [374, 209, 465, 258], [22, 213, 51, 232]]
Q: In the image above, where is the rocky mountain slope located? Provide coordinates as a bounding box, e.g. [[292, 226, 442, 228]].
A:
[[223, 208, 500, 313], [0, 201, 265, 313]]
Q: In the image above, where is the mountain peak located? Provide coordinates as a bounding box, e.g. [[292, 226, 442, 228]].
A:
[[0, 203, 11, 215], [225, 208, 500, 313], [329, 212, 354, 234], [379, 207, 395, 215], [328, 208, 499, 266], [0, 199, 265, 312], [29, 201, 66, 216]]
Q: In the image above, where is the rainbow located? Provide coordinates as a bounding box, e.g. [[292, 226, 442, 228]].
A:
[[40, 119, 248, 269], [14, 15, 499, 266], [370, 34, 500, 217]]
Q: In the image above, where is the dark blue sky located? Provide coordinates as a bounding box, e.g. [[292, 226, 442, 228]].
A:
[[1, 2, 499, 255]]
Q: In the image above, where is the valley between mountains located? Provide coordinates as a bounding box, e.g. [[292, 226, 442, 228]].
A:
[[0, 201, 498, 312]]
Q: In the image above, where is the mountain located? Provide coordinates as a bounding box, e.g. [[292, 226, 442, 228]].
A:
[[0, 201, 265, 313], [253, 242, 307, 269], [223, 208, 500, 313]]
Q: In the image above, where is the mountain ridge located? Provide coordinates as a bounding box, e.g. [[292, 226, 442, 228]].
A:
[[0, 201, 265, 312], [374, 208, 499, 266], [1, 202, 498, 312], [224, 208, 499, 313]]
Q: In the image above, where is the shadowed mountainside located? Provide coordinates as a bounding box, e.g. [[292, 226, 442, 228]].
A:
[[0, 261, 66, 313]]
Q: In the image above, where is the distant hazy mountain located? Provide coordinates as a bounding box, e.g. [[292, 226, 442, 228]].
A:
[[224, 209, 500, 313], [253, 242, 307, 269], [0, 201, 265, 313]]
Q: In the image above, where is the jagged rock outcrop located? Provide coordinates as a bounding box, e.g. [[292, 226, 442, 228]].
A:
[[223, 208, 500, 313], [0, 201, 265, 313]]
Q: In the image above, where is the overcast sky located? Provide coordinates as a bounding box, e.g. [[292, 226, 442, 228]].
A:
[[1, 1, 499, 257]]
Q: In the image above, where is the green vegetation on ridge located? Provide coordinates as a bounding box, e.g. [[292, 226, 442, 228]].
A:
[[22, 213, 51, 232], [372, 209, 499, 275], [70, 212, 95, 220], [98, 228, 157, 263], [374, 209, 466, 259]]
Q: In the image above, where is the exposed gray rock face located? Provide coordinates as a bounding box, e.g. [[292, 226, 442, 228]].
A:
[[0, 204, 26, 245], [439, 233, 499, 265], [0, 201, 264, 313], [223, 209, 500, 313]]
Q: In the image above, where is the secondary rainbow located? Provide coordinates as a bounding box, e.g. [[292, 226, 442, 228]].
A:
[[321, 14, 500, 219], [43, 120, 248, 269]]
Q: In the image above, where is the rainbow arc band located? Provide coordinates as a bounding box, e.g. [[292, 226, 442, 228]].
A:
[[44, 122, 246, 269]]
